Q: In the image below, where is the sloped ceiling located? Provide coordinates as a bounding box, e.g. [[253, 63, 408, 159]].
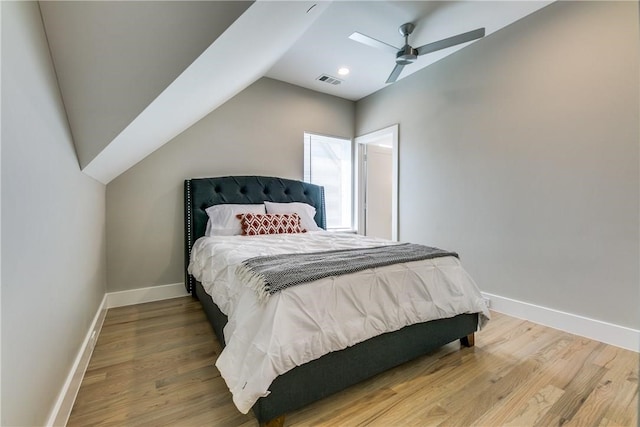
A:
[[40, 1, 551, 184], [40, 0, 328, 184], [40, 1, 253, 170]]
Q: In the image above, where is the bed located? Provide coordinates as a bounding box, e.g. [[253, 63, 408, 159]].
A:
[[184, 175, 488, 427]]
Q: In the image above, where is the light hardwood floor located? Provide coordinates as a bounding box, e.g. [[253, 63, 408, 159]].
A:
[[68, 297, 638, 426]]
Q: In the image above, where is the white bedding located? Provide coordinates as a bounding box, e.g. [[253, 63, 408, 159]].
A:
[[188, 231, 490, 414]]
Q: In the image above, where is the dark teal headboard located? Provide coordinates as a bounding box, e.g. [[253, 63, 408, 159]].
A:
[[184, 176, 326, 293]]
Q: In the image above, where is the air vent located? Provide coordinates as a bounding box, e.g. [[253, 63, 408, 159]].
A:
[[316, 74, 342, 85]]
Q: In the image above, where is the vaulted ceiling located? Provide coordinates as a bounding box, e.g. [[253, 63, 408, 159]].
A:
[[39, 1, 552, 184], [40, 1, 253, 172]]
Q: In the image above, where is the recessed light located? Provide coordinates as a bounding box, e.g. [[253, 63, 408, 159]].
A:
[[338, 67, 350, 76]]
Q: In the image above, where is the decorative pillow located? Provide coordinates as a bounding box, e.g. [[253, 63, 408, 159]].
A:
[[264, 201, 322, 231], [237, 213, 306, 236], [205, 204, 266, 236]]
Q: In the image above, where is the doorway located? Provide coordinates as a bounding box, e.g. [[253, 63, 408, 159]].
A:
[[355, 124, 398, 241]]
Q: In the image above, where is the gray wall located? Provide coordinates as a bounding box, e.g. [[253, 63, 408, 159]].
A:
[[1, 2, 107, 426], [106, 77, 354, 292], [356, 1, 639, 329]]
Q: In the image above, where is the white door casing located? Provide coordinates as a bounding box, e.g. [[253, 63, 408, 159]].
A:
[[355, 124, 398, 241]]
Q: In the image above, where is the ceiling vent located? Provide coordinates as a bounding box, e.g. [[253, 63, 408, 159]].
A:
[[316, 74, 342, 85]]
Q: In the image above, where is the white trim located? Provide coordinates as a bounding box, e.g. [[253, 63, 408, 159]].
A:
[[482, 292, 640, 352], [106, 282, 189, 308], [45, 283, 189, 425], [355, 124, 399, 241], [44, 284, 638, 426], [45, 294, 108, 427]]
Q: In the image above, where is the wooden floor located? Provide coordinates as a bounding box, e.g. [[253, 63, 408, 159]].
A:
[[68, 297, 639, 426]]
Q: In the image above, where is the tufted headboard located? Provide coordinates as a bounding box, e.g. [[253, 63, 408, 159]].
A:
[[184, 176, 326, 293]]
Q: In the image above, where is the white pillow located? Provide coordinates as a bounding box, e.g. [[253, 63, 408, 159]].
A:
[[264, 201, 322, 231], [205, 204, 266, 236]]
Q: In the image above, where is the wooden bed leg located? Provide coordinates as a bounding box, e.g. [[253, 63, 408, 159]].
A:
[[260, 415, 285, 427], [461, 333, 475, 347]]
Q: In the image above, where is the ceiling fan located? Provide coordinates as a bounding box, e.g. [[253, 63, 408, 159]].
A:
[[349, 23, 485, 83]]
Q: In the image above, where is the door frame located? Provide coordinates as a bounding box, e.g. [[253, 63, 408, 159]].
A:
[[354, 124, 399, 241]]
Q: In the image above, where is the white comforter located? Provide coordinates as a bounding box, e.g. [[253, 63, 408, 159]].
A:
[[188, 231, 490, 414]]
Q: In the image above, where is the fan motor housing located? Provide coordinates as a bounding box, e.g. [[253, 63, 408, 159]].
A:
[[396, 45, 418, 65]]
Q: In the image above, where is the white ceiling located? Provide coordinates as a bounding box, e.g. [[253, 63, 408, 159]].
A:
[[39, 1, 552, 184], [267, 1, 553, 101]]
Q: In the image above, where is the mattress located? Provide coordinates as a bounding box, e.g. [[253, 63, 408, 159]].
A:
[[188, 231, 490, 413]]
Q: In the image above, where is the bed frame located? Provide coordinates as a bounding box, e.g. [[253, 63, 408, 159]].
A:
[[184, 176, 478, 427]]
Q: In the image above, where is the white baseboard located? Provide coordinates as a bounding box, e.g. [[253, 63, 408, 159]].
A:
[[482, 292, 640, 352], [46, 294, 108, 426], [47, 286, 636, 426], [45, 283, 189, 426], [106, 282, 189, 308]]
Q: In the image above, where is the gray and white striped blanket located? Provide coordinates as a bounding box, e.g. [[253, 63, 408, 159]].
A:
[[235, 243, 458, 302]]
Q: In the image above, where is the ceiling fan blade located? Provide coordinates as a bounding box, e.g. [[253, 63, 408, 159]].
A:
[[386, 64, 405, 84], [416, 28, 485, 56], [349, 32, 399, 54]]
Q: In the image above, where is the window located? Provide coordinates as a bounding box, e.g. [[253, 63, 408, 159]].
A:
[[304, 132, 353, 230]]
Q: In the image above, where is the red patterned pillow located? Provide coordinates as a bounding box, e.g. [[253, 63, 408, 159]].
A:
[[236, 213, 306, 236]]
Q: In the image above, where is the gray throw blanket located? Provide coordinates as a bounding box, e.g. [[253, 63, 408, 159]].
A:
[[236, 243, 458, 302]]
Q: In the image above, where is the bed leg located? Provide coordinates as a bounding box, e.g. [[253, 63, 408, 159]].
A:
[[461, 333, 475, 347], [260, 415, 285, 427]]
